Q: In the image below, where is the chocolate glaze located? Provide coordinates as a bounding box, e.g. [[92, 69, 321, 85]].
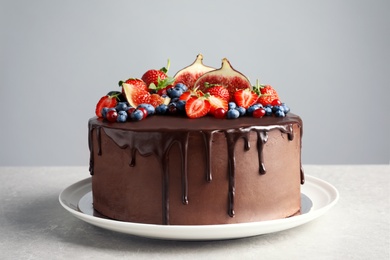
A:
[[88, 113, 304, 225]]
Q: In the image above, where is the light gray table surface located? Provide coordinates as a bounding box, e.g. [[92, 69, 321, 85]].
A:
[[1, 165, 389, 260]]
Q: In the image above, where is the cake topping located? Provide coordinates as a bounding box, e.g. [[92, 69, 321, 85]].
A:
[[94, 55, 291, 122]]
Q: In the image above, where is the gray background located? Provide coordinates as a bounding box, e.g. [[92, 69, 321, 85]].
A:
[[1, 0, 389, 166]]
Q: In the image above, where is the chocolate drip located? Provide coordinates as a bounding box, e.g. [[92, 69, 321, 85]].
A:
[[179, 133, 190, 205], [129, 148, 136, 167], [88, 114, 304, 224], [257, 131, 268, 174], [88, 124, 102, 175], [88, 125, 94, 175], [201, 131, 213, 182], [224, 129, 251, 217]]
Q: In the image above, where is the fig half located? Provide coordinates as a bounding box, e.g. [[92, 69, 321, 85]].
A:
[[194, 58, 251, 101], [173, 54, 215, 89]]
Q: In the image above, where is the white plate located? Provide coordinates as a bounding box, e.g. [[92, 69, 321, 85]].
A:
[[59, 175, 338, 241]]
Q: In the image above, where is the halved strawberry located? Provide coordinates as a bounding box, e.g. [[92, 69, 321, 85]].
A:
[[234, 89, 258, 109], [122, 83, 151, 108], [205, 84, 230, 102], [179, 91, 193, 101], [95, 94, 118, 117], [257, 85, 279, 106], [179, 88, 203, 101], [208, 94, 228, 114], [185, 96, 210, 119]]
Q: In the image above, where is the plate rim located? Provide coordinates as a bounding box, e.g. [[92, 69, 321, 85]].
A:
[[59, 174, 339, 240]]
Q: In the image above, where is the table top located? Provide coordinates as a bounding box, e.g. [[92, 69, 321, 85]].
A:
[[1, 165, 389, 259]]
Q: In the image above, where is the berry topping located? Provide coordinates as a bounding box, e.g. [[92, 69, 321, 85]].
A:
[[271, 99, 282, 106], [255, 83, 280, 106], [105, 109, 118, 122], [205, 84, 230, 102], [138, 104, 155, 116], [95, 94, 119, 117], [233, 89, 258, 109], [213, 107, 227, 119], [117, 110, 128, 122], [208, 94, 228, 114], [130, 109, 146, 121], [155, 104, 168, 114], [142, 60, 175, 93], [185, 96, 210, 119], [252, 108, 266, 118], [94, 56, 291, 121], [227, 109, 240, 119]]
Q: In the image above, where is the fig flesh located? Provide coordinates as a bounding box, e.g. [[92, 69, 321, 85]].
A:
[[194, 58, 251, 101], [174, 54, 215, 89]]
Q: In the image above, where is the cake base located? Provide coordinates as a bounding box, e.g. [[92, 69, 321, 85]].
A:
[[89, 114, 303, 225]]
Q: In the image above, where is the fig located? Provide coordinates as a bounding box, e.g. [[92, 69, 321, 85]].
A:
[[173, 54, 215, 89], [194, 58, 251, 101]]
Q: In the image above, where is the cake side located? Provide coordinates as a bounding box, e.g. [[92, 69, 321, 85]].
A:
[[89, 114, 303, 225]]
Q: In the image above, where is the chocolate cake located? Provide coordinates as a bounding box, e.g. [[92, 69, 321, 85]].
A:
[[89, 55, 304, 225], [88, 114, 303, 225]]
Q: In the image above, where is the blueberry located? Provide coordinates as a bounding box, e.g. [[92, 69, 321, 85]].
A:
[[228, 102, 237, 110], [227, 109, 240, 119], [247, 104, 263, 115], [170, 97, 180, 103], [130, 109, 144, 121], [138, 104, 155, 116], [115, 102, 128, 111], [264, 106, 273, 116], [155, 104, 168, 114], [101, 107, 109, 118], [168, 102, 178, 114], [167, 86, 183, 98], [275, 110, 286, 117], [272, 105, 282, 113], [236, 106, 246, 116], [175, 83, 188, 92], [117, 110, 128, 122], [281, 103, 290, 114], [176, 100, 186, 112]]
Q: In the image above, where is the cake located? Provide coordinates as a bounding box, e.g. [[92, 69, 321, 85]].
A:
[[88, 54, 304, 225]]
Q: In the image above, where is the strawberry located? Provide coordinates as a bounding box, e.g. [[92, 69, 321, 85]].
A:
[[179, 91, 193, 101], [233, 89, 258, 109], [208, 94, 228, 114], [142, 69, 168, 87], [122, 83, 151, 108], [141, 59, 175, 93], [95, 94, 118, 117], [179, 88, 203, 101], [254, 83, 280, 106], [185, 96, 210, 119], [205, 84, 230, 102]]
